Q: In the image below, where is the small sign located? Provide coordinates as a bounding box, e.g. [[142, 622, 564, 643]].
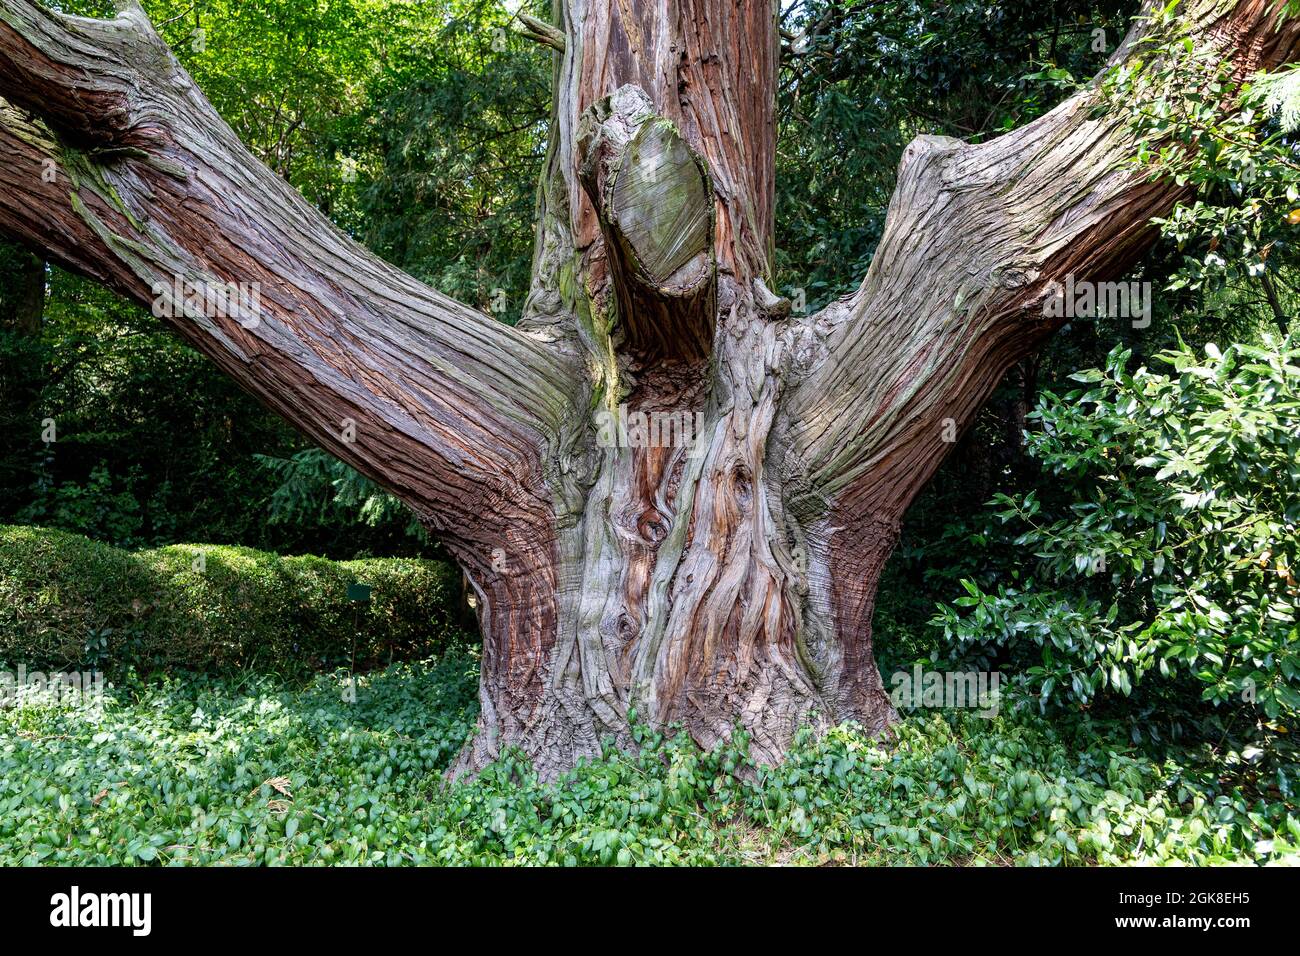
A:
[[346, 582, 372, 603]]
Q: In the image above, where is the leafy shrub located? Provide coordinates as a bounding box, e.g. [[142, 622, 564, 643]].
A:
[[255, 448, 424, 542], [934, 340, 1300, 720], [0, 525, 468, 677], [1103, 11, 1300, 326], [2, 654, 1295, 865], [17, 463, 145, 549]]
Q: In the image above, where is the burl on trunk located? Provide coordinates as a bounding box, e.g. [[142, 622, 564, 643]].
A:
[[0, 0, 1296, 778]]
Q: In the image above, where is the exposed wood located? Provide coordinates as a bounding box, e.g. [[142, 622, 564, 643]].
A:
[[577, 85, 715, 361], [514, 12, 566, 53]]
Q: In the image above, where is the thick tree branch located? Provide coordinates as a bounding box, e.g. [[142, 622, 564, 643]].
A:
[[755, 0, 1300, 730], [780, 0, 1300, 522], [0, 0, 581, 564]]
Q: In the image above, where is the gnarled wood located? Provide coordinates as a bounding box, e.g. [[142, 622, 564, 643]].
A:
[[776, 0, 1300, 710]]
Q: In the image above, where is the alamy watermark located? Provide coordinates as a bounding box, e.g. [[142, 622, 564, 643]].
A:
[[890, 665, 1002, 718], [50, 886, 151, 936], [594, 403, 707, 457], [1044, 275, 1152, 329], [151, 275, 263, 329], [0, 666, 106, 710]]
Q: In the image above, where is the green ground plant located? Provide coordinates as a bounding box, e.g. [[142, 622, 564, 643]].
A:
[[2, 651, 1295, 866]]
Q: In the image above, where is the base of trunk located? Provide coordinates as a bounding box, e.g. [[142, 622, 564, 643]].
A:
[[450, 654, 897, 782], [449, 515, 900, 782]]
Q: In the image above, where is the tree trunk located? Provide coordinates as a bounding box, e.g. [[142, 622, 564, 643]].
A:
[[0, 0, 1296, 779], [0, 241, 43, 333]]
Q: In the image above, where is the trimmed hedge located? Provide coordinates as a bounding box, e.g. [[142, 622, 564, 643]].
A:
[[0, 525, 469, 676]]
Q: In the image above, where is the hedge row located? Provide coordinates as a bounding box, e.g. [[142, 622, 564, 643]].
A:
[[0, 525, 470, 676]]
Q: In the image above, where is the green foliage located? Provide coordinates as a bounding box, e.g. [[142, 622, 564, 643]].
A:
[[1102, 13, 1300, 327], [934, 340, 1300, 721], [358, 1, 550, 319], [2, 655, 1295, 865], [255, 448, 424, 543], [0, 525, 466, 678], [1257, 67, 1300, 134], [776, 0, 1133, 308], [18, 463, 145, 547]]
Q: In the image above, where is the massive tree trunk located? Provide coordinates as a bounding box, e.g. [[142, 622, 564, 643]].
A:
[[0, 0, 1296, 778]]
